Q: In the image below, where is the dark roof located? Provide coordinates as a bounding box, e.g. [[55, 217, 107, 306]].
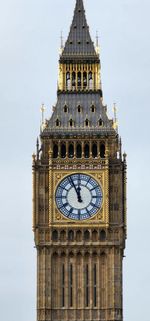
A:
[[42, 93, 114, 137], [60, 0, 98, 61]]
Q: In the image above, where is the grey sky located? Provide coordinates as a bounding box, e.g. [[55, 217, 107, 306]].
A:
[[0, 0, 149, 320]]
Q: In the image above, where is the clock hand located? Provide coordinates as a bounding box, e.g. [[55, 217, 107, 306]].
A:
[[77, 174, 83, 203], [69, 177, 78, 195], [69, 176, 82, 203]]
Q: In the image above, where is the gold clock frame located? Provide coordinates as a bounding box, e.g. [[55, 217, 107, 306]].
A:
[[49, 169, 109, 228]]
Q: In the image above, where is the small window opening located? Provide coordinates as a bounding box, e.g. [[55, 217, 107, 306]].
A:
[[66, 72, 71, 90], [78, 105, 81, 113], [83, 72, 87, 89], [92, 143, 98, 158], [100, 143, 105, 158], [69, 119, 73, 127], [53, 144, 58, 158], [52, 230, 58, 241], [56, 119, 60, 127], [78, 72, 81, 89], [84, 144, 89, 158], [89, 72, 93, 90], [99, 118, 103, 126], [84, 230, 90, 241], [91, 105, 95, 112], [100, 230, 106, 241], [76, 144, 82, 158], [92, 230, 98, 242], [85, 119, 89, 127], [64, 105, 68, 113], [68, 144, 74, 158], [61, 144, 66, 158], [68, 230, 74, 241], [72, 72, 76, 89]]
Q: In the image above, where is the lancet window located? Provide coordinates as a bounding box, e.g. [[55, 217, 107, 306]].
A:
[[76, 144, 82, 158], [62, 264, 65, 307], [61, 143, 66, 158], [100, 143, 105, 158], [69, 264, 73, 307], [53, 144, 58, 158]]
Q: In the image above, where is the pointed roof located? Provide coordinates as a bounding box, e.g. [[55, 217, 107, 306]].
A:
[[60, 0, 98, 61]]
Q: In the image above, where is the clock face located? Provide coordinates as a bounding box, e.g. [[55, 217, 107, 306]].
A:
[[55, 173, 103, 221]]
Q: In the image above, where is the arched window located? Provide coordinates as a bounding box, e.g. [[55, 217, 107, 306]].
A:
[[83, 71, 87, 89], [64, 105, 68, 113], [89, 72, 93, 90], [68, 144, 74, 158], [78, 72, 81, 89], [76, 230, 82, 242], [100, 143, 105, 158], [72, 71, 76, 89], [68, 230, 74, 241], [66, 72, 71, 90], [56, 119, 60, 127], [84, 230, 90, 241], [91, 104, 95, 112], [99, 118, 103, 126], [84, 144, 89, 158], [69, 119, 73, 127], [61, 144, 66, 158], [52, 230, 58, 241], [92, 143, 98, 158], [53, 144, 58, 158], [77, 105, 81, 113], [100, 230, 106, 241], [60, 230, 66, 242], [92, 230, 98, 242], [76, 144, 82, 158], [85, 119, 89, 127]]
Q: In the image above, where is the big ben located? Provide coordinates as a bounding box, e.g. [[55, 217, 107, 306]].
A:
[[32, 0, 127, 321]]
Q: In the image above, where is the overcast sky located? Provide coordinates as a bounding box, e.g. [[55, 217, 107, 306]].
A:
[[0, 0, 150, 321]]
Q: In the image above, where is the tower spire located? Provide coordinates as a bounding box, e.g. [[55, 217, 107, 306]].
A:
[[60, 0, 98, 60]]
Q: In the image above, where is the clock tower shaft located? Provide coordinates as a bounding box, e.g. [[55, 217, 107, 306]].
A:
[[32, 1, 127, 321]]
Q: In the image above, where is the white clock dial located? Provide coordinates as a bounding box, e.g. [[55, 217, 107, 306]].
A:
[[55, 173, 103, 221]]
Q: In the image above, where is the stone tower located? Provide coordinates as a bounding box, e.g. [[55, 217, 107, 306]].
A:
[[32, 1, 127, 321]]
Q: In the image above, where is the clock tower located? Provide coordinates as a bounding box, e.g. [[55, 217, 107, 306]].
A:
[[32, 1, 127, 321]]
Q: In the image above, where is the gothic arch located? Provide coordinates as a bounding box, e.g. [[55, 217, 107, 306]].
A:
[[53, 144, 58, 158], [61, 143, 66, 158], [68, 143, 74, 158], [76, 143, 82, 158]]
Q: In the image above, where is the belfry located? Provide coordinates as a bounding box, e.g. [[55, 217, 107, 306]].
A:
[[32, 1, 127, 321]]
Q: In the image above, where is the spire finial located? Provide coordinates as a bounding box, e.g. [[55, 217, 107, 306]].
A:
[[113, 102, 118, 132], [40, 103, 46, 131], [60, 30, 63, 49]]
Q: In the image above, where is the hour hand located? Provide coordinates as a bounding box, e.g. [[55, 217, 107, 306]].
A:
[[77, 187, 82, 203]]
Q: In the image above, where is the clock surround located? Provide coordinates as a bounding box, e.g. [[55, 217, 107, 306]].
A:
[[55, 173, 103, 221]]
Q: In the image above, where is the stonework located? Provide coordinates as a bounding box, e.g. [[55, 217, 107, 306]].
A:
[[32, 1, 127, 321]]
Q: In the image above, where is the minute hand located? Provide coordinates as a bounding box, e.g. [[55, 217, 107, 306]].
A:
[[69, 177, 78, 195]]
